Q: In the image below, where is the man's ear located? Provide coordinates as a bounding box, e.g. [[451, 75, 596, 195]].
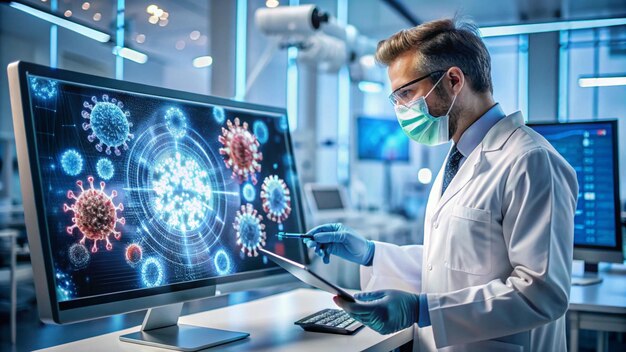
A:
[[446, 67, 465, 95]]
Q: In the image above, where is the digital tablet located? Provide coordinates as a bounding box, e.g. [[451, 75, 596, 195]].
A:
[[259, 248, 356, 302]]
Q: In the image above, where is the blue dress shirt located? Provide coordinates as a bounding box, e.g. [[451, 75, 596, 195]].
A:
[[417, 103, 506, 328]]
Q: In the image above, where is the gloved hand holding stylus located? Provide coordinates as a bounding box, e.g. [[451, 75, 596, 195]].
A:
[[304, 223, 375, 266]]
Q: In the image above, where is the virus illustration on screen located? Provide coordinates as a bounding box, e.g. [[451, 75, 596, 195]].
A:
[[233, 203, 266, 257], [151, 151, 212, 232], [213, 249, 232, 275], [63, 176, 125, 253], [218, 118, 263, 185], [60, 149, 84, 176], [242, 183, 256, 202], [125, 243, 143, 267], [29, 77, 57, 100], [55, 269, 76, 301], [164, 107, 188, 139], [141, 257, 164, 288], [260, 175, 292, 223], [81, 94, 133, 156], [68, 243, 90, 270], [253, 120, 269, 144], [212, 106, 225, 124], [96, 158, 114, 180]]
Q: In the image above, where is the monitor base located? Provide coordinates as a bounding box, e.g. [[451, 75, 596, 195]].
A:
[[119, 300, 249, 351], [120, 324, 249, 351], [571, 274, 603, 286]]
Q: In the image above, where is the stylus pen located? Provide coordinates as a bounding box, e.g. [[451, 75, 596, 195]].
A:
[[276, 232, 314, 240]]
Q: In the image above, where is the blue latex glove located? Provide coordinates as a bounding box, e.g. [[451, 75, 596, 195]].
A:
[[304, 223, 374, 265], [333, 290, 419, 335]]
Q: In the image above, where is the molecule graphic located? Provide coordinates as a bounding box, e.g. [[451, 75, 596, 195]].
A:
[[213, 249, 232, 276], [253, 120, 269, 144], [260, 175, 292, 223], [60, 149, 83, 176], [213, 106, 225, 124], [96, 158, 114, 180], [234, 204, 266, 257], [55, 269, 76, 301], [151, 152, 212, 232], [218, 118, 263, 185], [242, 183, 256, 202], [29, 77, 57, 100], [141, 257, 164, 288], [81, 94, 133, 156], [63, 176, 125, 253], [164, 107, 188, 139], [68, 243, 90, 270], [125, 243, 143, 267]]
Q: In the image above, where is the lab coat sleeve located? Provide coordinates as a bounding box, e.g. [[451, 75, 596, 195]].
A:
[[427, 148, 578, 348], [360, 241, 423, 293]]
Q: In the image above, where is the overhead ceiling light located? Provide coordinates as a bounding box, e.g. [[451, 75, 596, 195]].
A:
[[266, 0, 279, 8], [480, 17, 626, 37], [193, 56, 213, 68], [136, 33, 146, 44], [64, 10, 72, 17], [190, 30, 201, 40], [159, 19, 168, 27], [93, 12, 101, 21], [147, 4, 158, 14], [112, 46, 148, 64], [357, 81, 383, 93], [9, 2, 111, 42], [148, 15, 158, 24], [578, 75, 626, 88], [82, 2, 90, 10], [175, 40, 186, 50], [418, 168, 433, 184]]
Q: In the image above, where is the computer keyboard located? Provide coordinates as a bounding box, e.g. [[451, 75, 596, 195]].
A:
[[295, 308, 364, 335]]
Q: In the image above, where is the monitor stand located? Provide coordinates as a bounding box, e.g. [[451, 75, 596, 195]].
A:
[[120, 294, 249, 351], [571, 262, 603, 286]]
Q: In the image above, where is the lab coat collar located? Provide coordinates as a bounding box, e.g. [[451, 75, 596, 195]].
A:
[[481, 111, 525, 152]]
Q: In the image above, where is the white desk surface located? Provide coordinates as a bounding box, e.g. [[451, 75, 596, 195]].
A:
[[569, 263, 626, 314], [36, 288, 414, 352]]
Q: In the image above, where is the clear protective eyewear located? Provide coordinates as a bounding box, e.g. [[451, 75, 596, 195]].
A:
[[388, 70, 446, 107]]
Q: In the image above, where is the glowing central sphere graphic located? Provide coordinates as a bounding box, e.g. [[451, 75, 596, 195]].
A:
[[151, 152, 212, 232]]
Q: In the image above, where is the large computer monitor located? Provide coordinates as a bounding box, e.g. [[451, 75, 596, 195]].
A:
[[356, 116, 409, 162], [529, 120, 623, 282], [8, 61, 307, 350]]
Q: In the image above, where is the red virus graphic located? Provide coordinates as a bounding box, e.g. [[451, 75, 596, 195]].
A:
[[125, 243, 143, 267], [63, 176, 125, 253], [218, 118, 263, 185], [234, 204, 266, 257], [260, 175, 292, 223]]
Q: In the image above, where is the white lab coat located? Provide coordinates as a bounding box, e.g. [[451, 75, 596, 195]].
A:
[[360, 112, 578, 352]]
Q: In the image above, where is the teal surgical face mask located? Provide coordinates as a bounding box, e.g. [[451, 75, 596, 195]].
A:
[[394, 75, 459, 146]]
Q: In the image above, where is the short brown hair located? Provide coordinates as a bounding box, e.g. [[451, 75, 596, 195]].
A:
[[376, 18, 493, 94]]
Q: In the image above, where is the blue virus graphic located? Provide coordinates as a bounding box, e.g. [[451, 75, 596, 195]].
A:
[[96, 158, 115, 180], [234, 204, 266, 257], [273, 163, 278, 170], [141, 257, 164, 288], [261, 175, 292, 223], [253, 120, 269, 144], [214, 249, 232, 276], [55, 269, 76, 301], [242, 183, 256, 202], [276, 115, 288, 132], [60, 149, 83, 176], [213, 106, 226, 124], [164, 107, 188, 139], [29, 76, 57, 100], [82, 94, 133, 156], [68, 243, 90, 270], [151, 152, 212, 232]]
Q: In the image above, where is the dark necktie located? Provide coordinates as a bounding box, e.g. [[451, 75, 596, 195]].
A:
[[442, 145, 463, 195]]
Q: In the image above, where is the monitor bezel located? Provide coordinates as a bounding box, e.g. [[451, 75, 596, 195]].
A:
[[8, 61, 308, 323], [356, 115, 410, 163], [527, 119, 623, 260]]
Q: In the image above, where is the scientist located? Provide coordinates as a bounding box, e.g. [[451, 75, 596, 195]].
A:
[[306, 18, 578, 351]]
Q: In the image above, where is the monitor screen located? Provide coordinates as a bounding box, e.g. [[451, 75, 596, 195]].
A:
[[312, 189, 344, 211], [357, 117, 409, 162], [529, 121, 620, 249], [20, 69, 305, 311]]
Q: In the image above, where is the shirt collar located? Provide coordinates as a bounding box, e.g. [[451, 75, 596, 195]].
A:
[[455, 103, 506, 157]]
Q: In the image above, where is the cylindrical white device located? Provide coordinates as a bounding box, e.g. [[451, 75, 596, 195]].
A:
[[255, 5, 328, 36]]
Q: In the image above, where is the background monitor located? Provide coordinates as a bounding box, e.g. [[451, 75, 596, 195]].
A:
[[528, 120, 623, 268], [357, 116, 409, 162], [8, 61, 307, 342]]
